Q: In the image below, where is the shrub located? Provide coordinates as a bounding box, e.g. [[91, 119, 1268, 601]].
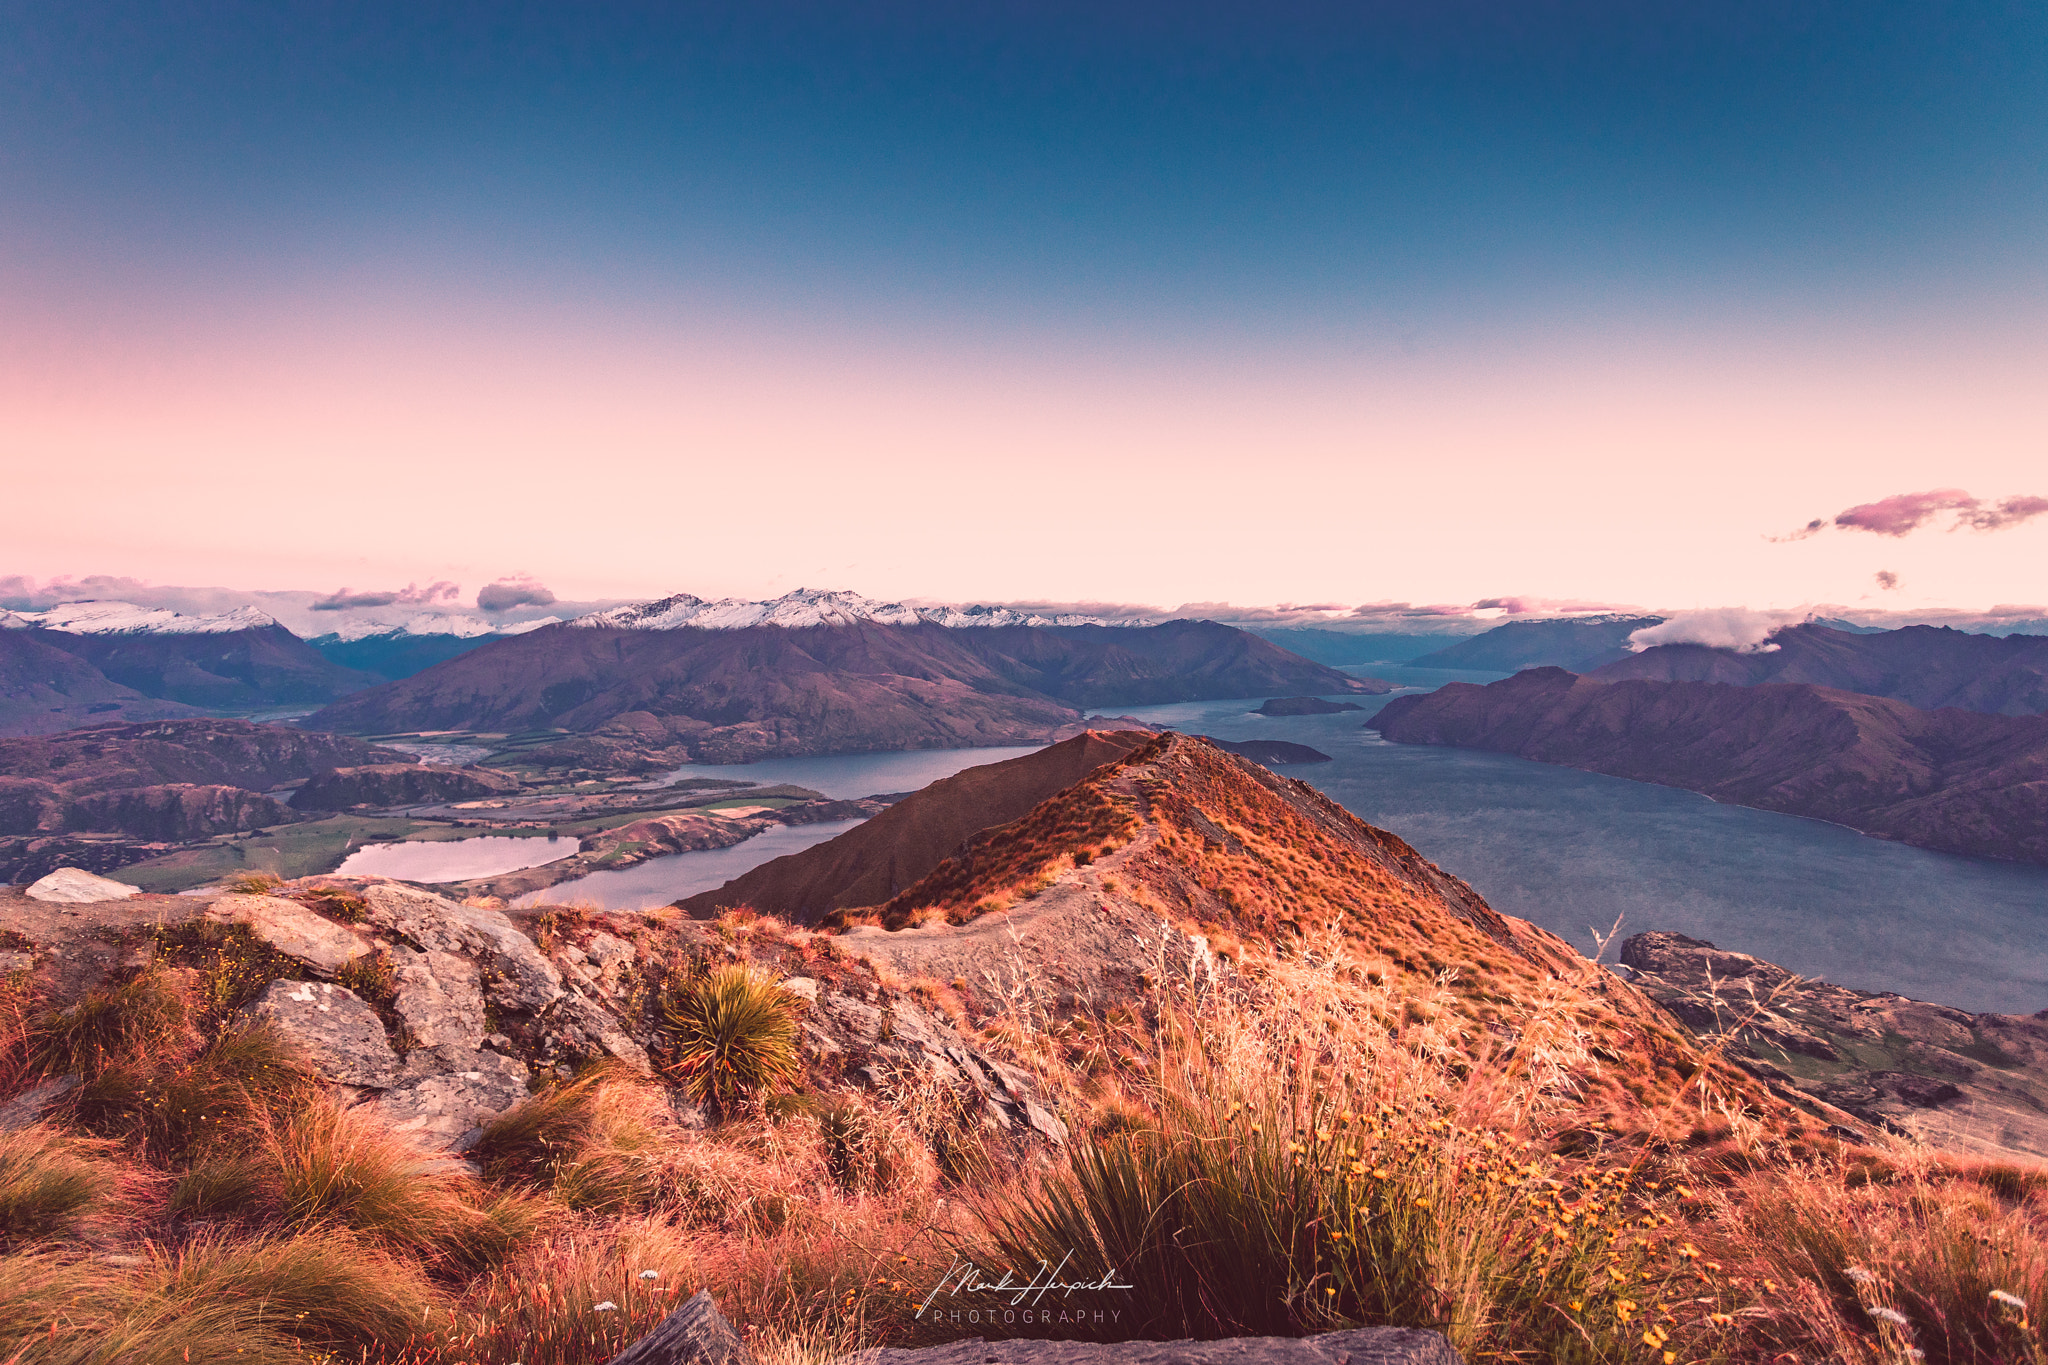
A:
[[0, 1125, 119, 1246], [24, 972, 189, 1081], [223, 871, 284, 895], [151, 921, 305, 1028], [660, 965, 801, 1110]]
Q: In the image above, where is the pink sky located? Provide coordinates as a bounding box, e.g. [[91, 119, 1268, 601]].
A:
[[5, 272, 2045, 617]]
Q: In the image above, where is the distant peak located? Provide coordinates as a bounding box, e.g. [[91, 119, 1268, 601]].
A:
[[20, 600, 280, 635], [571, 588, 1146, 631]]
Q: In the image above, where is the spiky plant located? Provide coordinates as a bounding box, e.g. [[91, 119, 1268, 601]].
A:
[[661, 965, 801, 1110]]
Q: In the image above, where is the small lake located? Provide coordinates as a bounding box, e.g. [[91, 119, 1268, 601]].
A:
[[336, 835, 577, 882], [517, 819, 868, 910], [637, 747, 1042, 799]]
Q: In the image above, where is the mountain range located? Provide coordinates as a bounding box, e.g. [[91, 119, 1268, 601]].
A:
[[307, 611, 1385, 764], [1592, 622, 2048, 715], [1409, 614, 1667, 672], [1369, 667, 2048, 865]]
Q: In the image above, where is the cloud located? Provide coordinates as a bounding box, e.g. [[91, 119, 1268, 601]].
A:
[[1775, 490, 2048, 541], [1874, 570, 1901, 591], [477, 575, 558, 612], [311, 581, 461, 611], [1627, 608, 1810, 654]]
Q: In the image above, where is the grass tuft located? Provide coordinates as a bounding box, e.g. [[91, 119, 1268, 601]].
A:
[[660, 964, 801, 1110], [0, 1124, 120, 1247]]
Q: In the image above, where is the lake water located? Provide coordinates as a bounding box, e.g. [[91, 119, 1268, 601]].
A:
[[638, 746, 1043, 799], [336, 835, 578, 881], [516, 819, 868, 910]]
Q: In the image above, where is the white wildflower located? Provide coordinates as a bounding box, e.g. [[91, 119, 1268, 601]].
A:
[[1868, 1306, 1911, 1329], [1991, 1289, 2027, 1310], [639, 1270, 661, 1281], [594, 1301, 619, 1312], [1844, 1267, 1875, 1284]]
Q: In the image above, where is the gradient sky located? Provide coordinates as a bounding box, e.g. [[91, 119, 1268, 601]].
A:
[[5, 2, 2045, 614]]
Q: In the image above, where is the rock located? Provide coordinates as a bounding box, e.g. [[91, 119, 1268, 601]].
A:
[[0, 1075, 80, 1132], [371, 1049, 532, 1149], [24, 868, 140, 903], [389, 947, 487, 1062], [585, 931, 635, 972], [1618, 933, 1792, 992], [780, 976, 819, 1004], [606, 1288, 753, 1365], [545, 991, 654, 1073], [358, 882, 563, 1011], [247, 980, 401, 1088], [0, 951, 33, 973], [206, 894, 371, 978], [838, 1329, 1461, 1365]]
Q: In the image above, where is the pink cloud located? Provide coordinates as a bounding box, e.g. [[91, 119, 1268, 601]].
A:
[[1774, 489, 2048, 541], [312, 580, 460, 610], [1961, 495, 2048, 531], [477, 575, 557, 612]]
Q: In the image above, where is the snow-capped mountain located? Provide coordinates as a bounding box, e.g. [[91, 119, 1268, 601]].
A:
[[317, 613, 562, 644], [572, 587, 1140, 631], [16, 601, 282, 635]]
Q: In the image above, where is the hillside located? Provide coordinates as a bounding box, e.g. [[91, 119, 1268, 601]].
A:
[[1593, 622, 2048, 715], [306, 618, 1379, 763], [0, 631, 203, 735], [1370, 668, 2048, 864], [680, 731, 1155, 919], [1409, 614, 1665, 672]]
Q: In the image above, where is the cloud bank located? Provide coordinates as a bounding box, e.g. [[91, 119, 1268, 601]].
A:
[[1627, 609, 1810, 654], [1776, 490, 2048, 541], [478, 575, 558, 612], [311, 581, 460, 610]]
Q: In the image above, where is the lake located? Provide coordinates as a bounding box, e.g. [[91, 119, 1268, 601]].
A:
[[336, 835, 577, 882], [637, 746, 1042, 799], [515, 819, 868, 909]]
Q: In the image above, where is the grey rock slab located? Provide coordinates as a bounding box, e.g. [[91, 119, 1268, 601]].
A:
[[206, 894, 371, 977], [545, 990, 654, 1073], [606, 1288, 753, 1365], [584, 930, 636, 971], [838, 1331, 1460, 1365], [370, 1048, 531, 1149], [247, 980, 400, 1087], [25, 868, 140, 903], [0, 1075, 80, 1132], [358, 882, 563, 1011], [389, 946, 488, 1062]]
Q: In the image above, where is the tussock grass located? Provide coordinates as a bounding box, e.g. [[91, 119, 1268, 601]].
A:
[[0, 1126, 120, 1247], [473, 1063, 680, 1213], [72, 1024, 315, 1164], [223, 871, 285, 895], [23, 973, 189, 1082], [661, 964, 802, 1110]]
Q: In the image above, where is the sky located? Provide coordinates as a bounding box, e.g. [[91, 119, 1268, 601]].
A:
[[4, 1, 2045, 618]]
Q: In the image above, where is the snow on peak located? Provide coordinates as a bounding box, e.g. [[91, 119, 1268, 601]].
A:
[[572, 588, 1141, 632], [22, 601, 279, 636]]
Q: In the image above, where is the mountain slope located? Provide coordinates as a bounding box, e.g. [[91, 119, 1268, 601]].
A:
[[1370, 668, 2048, 864], [17, 603, 380, 708], [305, 618, 1377, 762], [1593, 622, 2048, 715], [810, 731, 1783, 1136], [1410, 615, 1666, 672], [680, 730, 1154, 918], [0, 631, 203, 735]]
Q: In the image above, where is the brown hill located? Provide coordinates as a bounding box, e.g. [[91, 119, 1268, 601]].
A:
[[1410, 614, 1666, 672], [1369, 668, 2048, 864], [679, 730, 1154, 919], [808, 731, 1787, 1137], [304, 620, 1381, 763], [0, 631, 202, 736], [1592, 622, 2048, 715]]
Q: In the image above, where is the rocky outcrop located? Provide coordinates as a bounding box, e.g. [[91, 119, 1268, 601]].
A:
[[608, 1290, 753, 1365], [60, 783, 299, 840], [293, 763, 523, 811], [1622, 931, 2048, 1162], [206, 894, 372, 977], [247, 980, 402, 1088], [357, 882, 564, 1011], [840, 1330, 1461, 1365]]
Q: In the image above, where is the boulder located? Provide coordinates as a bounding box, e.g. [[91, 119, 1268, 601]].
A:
[[607, 1289, 753, 1365], [357, 882, 563, 1011], [544, 991, 654, 1073], [388, 947, 487, 1062], [24, 867, 140, 903], [371, 1048, 532, 1149], [838, 1330, 1460, 1365], [247, 980, 401, 1088], [206, 894, 371, 977]]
